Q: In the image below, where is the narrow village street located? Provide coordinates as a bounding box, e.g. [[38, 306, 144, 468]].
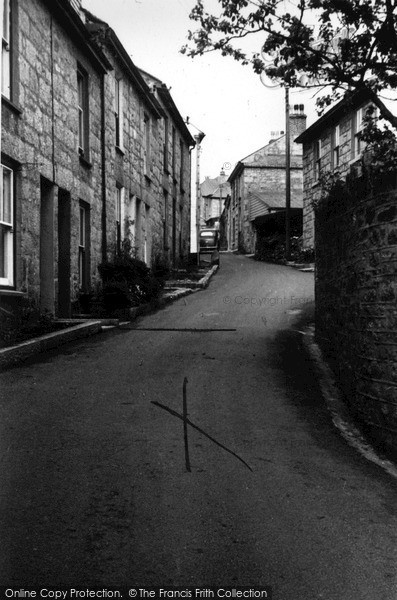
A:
[[0, 254, 396, 599]]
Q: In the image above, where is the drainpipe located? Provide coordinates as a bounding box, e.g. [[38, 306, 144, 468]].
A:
[[101, 73, 107, 262], [50, 14, 55, 182], [285, 85, 291, 261], [0, 0, 3, 164]]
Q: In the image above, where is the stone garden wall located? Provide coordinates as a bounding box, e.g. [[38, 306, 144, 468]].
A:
[[315, 175, 397, 452]]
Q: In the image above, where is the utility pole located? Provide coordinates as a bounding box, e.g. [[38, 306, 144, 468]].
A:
[[194, 132, 205, 265], [285, 86, 291, 262]]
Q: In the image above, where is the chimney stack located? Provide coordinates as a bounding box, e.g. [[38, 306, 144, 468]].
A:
[[290, 104, 307, 141], [269, 130, 284, 144]]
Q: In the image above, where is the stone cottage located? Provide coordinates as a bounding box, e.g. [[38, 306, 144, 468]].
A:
[[200, 172, 231, 229], [139, 69, 195, 267], [226, 106, 306, 254], [1, 0, 111, 318], [295, 88, 383, 247], [0, 0, 194, 318]]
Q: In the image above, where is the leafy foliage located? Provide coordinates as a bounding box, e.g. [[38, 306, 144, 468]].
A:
[[0, 300, 62, 348], [360, 106, 397, 175], [255, 234, 315, 263], [182, 0, 397, 124], [98, 240, 164, 314]]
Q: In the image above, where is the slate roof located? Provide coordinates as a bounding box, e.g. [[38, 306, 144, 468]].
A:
[[249, 188, 303, 210], [295, 88, 393, 144], [201, 176, 231, 198]]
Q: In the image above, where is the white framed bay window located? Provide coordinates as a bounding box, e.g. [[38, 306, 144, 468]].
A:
[[0, 165, 14, 286]]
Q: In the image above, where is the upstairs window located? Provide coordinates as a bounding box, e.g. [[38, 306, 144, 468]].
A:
[[2, 0, 10, 98], [314, 138, 322, 180], [179, 139, 184, 189], [0, 165, 14, 286], [114, 77, 123, 149], [352, 107, 364, 159], [143, 113, 150, 175], [163, 117, 169, 172], [172, 126, 176, 179], [332, 125, 340, 169], [77, 65, 89, 158]]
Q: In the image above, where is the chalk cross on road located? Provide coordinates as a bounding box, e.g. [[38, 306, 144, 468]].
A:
[[151, 379, 253, 473]]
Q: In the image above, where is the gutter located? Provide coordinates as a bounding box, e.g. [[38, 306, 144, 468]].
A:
[[42, 0, 112, 73], [106, 29, 164, 119], [156, 85, 196, 146], [228, 161, 244, 183], [295, 88, 385, 145]]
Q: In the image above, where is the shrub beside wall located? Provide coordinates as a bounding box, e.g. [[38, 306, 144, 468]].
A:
[[315, 174, 397, 453]]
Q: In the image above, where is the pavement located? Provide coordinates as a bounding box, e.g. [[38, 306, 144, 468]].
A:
[[0, 266, 218, 370], [0, 254, 396, 598]]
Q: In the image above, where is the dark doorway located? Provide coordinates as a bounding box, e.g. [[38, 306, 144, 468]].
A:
[[172, 197, 177, 267], [40, 177, 55, 315]]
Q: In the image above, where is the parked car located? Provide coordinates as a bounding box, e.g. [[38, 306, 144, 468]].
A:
[[199, 229, 220, 254]]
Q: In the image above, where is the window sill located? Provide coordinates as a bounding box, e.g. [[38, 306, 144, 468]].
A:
[[0, 288, 27, 297], [2, 95, 22, 116], [349, 155, 362, 166], [79, 154, 93, 169], [115, 145, 125, 156]]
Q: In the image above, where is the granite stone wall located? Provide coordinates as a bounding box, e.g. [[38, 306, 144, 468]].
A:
[[2, 0, 105, 314], [1, 0, 193, 317], [315, 178, 397, 452]]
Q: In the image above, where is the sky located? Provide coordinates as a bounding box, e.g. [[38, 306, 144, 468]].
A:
[[82, 0, 320, 180]]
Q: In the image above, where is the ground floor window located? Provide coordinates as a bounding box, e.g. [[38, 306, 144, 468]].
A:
[[116, 185, 125, 253], [0, 165, 14, 286], [79, 201, 90, 290]]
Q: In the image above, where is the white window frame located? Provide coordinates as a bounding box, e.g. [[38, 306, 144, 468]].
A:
[[115, 77, 124, 150], [353, 107, 365, 159], [0, 165, 14, 286], [2, 0, 11, 99], [172, 126, 176, 178], [143, 113, 150, 175], [143, 204, 150, 265], [314, 138, 323, 181], [179, 138, 184, 189], [115, 185, 125, 251], [78, 204, 86, 288], [332, 124, 340, 169], [77, 66, 89, 158]]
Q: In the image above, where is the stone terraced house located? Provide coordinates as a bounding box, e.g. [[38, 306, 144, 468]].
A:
[[295, 88, 384, 247], [226, 106, 306, 254], [0, 0, 194, 318], [200, 172, 231, 230], [139, 69, 195, 267]]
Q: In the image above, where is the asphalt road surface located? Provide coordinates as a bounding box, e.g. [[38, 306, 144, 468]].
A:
[[0, 254, 396, 599]]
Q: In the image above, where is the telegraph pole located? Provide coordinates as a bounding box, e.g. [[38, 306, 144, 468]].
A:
[[285, 86, 291, 261], [194, 132, 205, 265]]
